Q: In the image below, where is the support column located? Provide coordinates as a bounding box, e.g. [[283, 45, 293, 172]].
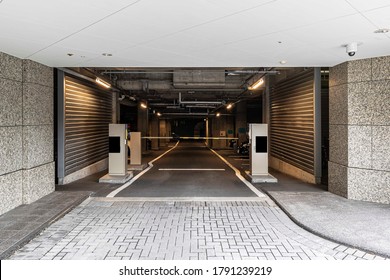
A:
[[150, 115, 159, 150], [329, 56, 390, 204], [235, 100, 247, 145], [137, 101, 148, 153]]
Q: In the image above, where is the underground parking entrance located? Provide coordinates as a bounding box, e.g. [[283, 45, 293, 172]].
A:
[[55, 67, 329, 195]]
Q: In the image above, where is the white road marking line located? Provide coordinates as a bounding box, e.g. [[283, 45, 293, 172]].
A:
[[95, 197, 268, 202], [158, 168, 225, 171], [107, 141, 180, 197], [210, 148, 266, 198], [228, 155, 248, 158]]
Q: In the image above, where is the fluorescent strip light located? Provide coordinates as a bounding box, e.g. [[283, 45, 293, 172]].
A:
[[95, 78, 111, 88], [248, 78, 264, 90]]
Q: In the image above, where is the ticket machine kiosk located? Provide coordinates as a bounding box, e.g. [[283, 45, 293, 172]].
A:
[[99, 124, 133, 183], [248, 123, 277, 183]]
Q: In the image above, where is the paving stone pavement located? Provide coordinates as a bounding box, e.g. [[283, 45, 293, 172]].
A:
[[9, 197, 385, 260]]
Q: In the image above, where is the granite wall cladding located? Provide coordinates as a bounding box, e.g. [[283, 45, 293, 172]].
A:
[[23, 162, 55, 204], [372, 126, 390, 171], [22, 59, 53, 87], [329, 83, 348, 125], [0, 52, 55, 216], [347, 58, 372, 83], [372, 56, 390, 81], [0, 78, 23, 126], [0, 126, 23, 175], [329, 125, 348, 166], [329, 55, 390, 204], [348, 167, 390, 204], [0, 52, 23, 81], [23, 83, 54, 125], [328, 161, 348, 198], [0, 171, 23, 216], [23, 125, 54, 169], [348, 82, 372, 125], [371, 80, 390, 126], [348, 126, 372, 169]]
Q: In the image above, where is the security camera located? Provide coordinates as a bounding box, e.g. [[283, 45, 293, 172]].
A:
[[346, 42, 357, 56]]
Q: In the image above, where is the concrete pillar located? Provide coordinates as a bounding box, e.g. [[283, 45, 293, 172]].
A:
[[211, 115, 234, 149], [0, 52, 55, 215], [150, 115, 159, 150], [205, 118, 209, 147], [112, 91, 118, 124], [235, 100, 247, 145], [329, 56, 390, 204], [137, 101, 148, 153], [159, 119, 167, 147]]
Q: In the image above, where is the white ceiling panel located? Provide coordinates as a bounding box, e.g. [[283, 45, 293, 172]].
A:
[[279, 14, 378, 49], [344, 0, 390, 12], [362, 6, 390, 30], [0, 0, 389, 67]]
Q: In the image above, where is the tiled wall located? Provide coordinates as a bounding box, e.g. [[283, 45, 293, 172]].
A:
[[329, 56, 390, 204], [0, 52, 54, 215]]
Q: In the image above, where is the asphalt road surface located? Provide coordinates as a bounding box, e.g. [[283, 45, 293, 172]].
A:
[[115, 141, 258, 197]]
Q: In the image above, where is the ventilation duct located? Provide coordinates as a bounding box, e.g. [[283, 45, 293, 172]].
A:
[[173, 70, 225, 88]]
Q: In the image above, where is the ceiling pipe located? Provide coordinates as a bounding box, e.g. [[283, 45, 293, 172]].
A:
[[117, 80, 242, 91], [178, 92, 223, 105]]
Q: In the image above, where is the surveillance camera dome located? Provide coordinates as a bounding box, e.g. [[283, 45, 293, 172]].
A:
[[346, 42, 357, 57]]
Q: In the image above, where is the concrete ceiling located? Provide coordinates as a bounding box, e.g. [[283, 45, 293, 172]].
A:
[[1, 0, 389, 67]]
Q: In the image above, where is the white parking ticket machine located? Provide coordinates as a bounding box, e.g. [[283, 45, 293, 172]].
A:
[[108, 124, 127, 176], [248, 123, 277, 183]]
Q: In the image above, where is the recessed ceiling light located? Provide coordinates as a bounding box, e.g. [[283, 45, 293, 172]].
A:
[[374, 28, 389, 33], [279, 60, 287, 65], [102, 53, 113, 56]]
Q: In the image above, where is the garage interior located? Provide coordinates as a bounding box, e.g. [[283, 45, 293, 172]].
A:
[[55, 66, 329, 188]]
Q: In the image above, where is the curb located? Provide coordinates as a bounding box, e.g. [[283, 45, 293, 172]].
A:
[[262, 189, 390, 259], [0, 192, 93, 260]]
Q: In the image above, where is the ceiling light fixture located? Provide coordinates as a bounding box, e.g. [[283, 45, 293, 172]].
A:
[[140, 102, 147, 109], [279, 60, 287, 65], [374, 28, 389, 33], [157, 112, 162, 117], [216, 112, 221, 117], [248, 78, 264, 90], [226, 103, 233, 109], [95, 78, 111, 88]]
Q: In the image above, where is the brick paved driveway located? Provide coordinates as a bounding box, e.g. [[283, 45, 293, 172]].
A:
[[10, 197, 382, 260]]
